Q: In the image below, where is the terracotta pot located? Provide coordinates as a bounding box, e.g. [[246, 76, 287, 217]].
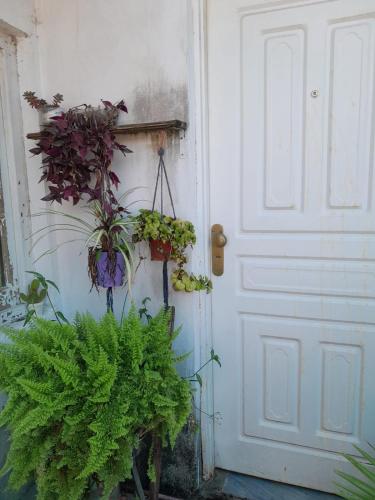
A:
[[149, 239, 172, 261], [96, 251, 125, 287]]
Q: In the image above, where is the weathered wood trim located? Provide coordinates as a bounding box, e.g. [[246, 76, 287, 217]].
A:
[[26, 119, 187, 140]]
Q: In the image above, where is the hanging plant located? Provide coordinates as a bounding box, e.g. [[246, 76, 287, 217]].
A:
[[30, 195, 135, 291], [24, 95, 130, 205], [132, 209, 196, 261], [171, 268, 213, 293], [133, 209, 212, 293], [86, 201, 134, 289]]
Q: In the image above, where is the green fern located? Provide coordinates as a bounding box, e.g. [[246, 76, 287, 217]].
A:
[[0, 307, 191, 499]]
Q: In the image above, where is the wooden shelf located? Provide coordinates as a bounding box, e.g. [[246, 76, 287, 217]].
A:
[[26, 119, 187, 140]]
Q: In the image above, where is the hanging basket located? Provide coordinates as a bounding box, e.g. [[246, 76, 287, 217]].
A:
[[149, 239, 172, 261], [96, 251, 125, 288]]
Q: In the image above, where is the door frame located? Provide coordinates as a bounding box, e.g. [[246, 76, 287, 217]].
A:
[[189, 0, 215, 480]]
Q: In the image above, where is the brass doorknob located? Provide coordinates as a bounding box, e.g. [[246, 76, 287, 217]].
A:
[[214, 232, 227, 248]]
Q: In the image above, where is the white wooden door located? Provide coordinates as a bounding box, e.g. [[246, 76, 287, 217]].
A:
[[208, 0, 375, 492]]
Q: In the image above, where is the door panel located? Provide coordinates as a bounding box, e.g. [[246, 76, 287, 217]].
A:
[[242, 316, 372, 454], [208, 0, 375, 492], [241, 5, 375, 232]]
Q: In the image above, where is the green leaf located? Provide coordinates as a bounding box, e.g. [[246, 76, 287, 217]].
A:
[[55, 311, 69, 324], [213, 354, 221, 367], [23, 308, 35, 326], [45, 280, 60, 293], [336, 446, 375, 500], [30, 279, 40, 292], [27, 271, 47, 289], [19, 293, 30, 304], [26, 270, 44, 280], [174, 351, 192, 364], [354, 445, 375, 468], [335, 471, 375, 498], [196, 373, 202, 387], [343, 453, 375, 484]]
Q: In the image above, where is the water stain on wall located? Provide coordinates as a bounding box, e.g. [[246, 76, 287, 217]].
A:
[[131, 81, 188, 123]]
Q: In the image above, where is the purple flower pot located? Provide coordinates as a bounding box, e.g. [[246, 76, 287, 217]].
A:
[[96, 251, 125, 288]]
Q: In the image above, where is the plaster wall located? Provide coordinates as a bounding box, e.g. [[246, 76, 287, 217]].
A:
[[0, 2, 210, 492], [28, 0, 201, 372], [0, 0, 35, 35]]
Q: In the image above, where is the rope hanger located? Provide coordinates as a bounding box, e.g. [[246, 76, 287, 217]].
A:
[[151, 133, 176, 308], [151, 149, 176, 219]]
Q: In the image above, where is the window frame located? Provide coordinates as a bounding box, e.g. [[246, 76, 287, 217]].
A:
[[0, 33, 31, 324]]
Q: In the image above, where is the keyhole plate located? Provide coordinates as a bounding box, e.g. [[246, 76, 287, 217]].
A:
[[212, 224, 226, 276]]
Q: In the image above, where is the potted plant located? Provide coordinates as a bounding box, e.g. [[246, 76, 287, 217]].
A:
[[133, 209, 212, 293], [0, 306, 192, 500], [25, 94, 134, 291], [86, 201, 134, 289], [24, 95, 130, 205], [132, 209, 196, 261], [31, 199, 135, 290]]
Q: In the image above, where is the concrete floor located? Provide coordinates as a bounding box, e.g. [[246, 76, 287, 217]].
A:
[[196, 470, 339, 500], [0, 465, 341, 500]]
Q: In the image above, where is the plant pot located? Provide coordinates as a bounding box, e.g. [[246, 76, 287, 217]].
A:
[[149, 239, 172, 261], [116, 112, 128, 126], [41, 106, 64, 124], [96, 251, 125, 288]]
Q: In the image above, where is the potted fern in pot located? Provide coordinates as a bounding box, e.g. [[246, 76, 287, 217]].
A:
[[0, 306, 192, 500]]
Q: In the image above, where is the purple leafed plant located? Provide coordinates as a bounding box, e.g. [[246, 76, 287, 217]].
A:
[[26, 98, 131, 205], [23, 91, 64, 110]]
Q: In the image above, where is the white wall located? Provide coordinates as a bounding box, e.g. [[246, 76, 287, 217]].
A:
[[25, 0, 202, 372], [0, 0, 35, 35]]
